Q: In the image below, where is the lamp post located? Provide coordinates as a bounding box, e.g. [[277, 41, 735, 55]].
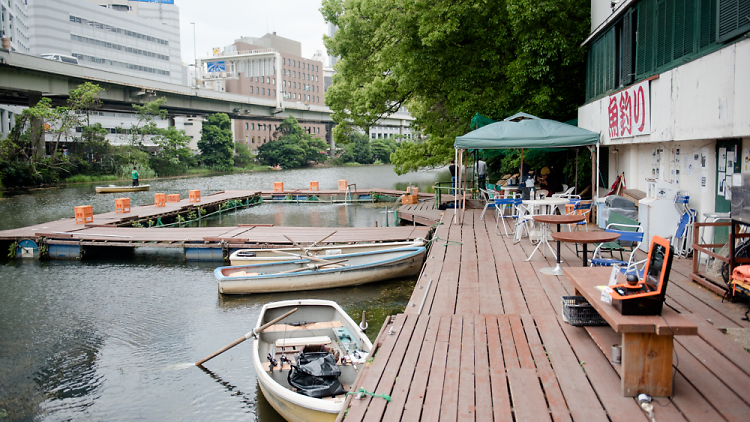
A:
[[191, 22, 197, 88]]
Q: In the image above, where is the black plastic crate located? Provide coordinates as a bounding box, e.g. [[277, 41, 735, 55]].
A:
[[561, 296, 607, 326]]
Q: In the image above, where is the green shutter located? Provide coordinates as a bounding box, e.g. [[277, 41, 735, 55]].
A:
[[605, 29, 616, 91], [699, 0, 717, 48], [623, 11, 634, 85], [673, 0, 696, 59], [636, 0, 656, 76], [718, 0, 750, 42]]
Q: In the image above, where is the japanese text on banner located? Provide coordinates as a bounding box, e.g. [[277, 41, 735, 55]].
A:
[[608, 80, 650, 139]]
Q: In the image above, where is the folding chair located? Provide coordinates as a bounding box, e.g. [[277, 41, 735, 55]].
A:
[[566, 200, 592, 231], [495, 197, 522, 237], [590, 224, 645, 276], [552, 186, 576, 197]]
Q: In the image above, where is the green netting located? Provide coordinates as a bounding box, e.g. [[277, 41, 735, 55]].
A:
[[470, 113, 497, 130]]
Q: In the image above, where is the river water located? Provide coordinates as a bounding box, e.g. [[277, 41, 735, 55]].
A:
[[0, 165, 447, 421]]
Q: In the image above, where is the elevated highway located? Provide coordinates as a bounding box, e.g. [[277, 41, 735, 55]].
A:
[[0, 49, 412, 128]]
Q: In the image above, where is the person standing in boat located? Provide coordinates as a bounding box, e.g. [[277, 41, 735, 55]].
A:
[[131, 167, 139, 187], [448, 159, 456, 187]]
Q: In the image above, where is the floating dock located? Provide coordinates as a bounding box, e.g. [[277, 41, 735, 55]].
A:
[[339, 209, 750, 421], [0, 189, 433, 261]]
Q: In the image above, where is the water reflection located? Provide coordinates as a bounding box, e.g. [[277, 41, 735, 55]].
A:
[[0, 165, 440, 421]]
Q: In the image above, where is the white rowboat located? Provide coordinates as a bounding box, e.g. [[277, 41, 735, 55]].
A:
[[253, 299, 372, 422], [95, 184, 150, 193], [215, 247, 426, 295], [228, 238, 426, 266]]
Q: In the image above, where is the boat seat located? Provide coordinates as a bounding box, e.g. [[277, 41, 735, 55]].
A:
[[275, 336, 331, 348], [264, 321, 343, 332]]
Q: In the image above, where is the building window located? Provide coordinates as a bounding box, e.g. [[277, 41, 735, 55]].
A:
[[272, 78, 275, 84], [262, 88, 265, 95], [245, 123, 248, 130], [252, 123, 255, 130]]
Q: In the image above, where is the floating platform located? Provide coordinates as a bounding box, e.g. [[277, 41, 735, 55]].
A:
[[0, 189, 432, 261]]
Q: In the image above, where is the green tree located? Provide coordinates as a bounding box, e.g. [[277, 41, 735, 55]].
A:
[[371, 138, 397, 163], [349, 132, 373, 164], [257, 116, 328, 168], [321, 0, 590, 174], [149, 127, 195, 176], [198, 113, 234, 169], [233, 141, 254, 168]]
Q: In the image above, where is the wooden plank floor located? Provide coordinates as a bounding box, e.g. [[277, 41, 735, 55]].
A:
[[341, 209, 750, 422]]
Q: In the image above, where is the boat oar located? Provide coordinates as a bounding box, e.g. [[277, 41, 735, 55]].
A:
[[284, 234, 313, 256], [270, 249, 340, 265], [310, 231, 337, 247], [278, 259, 348, 274], [195, 308, 298, 366]]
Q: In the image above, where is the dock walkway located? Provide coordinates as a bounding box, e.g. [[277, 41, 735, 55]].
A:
[[341, 209, 750, 422], [0, 189, 431, 260]]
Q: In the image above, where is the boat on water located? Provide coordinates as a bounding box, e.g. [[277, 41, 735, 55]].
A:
[[95, 184, 150, 193], [215, 246, 427, 294], [228, 238, 426, 266], [253, 299, 372, 422]]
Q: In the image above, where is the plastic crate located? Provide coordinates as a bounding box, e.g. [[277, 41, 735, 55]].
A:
[[561, 296, 607, 326]]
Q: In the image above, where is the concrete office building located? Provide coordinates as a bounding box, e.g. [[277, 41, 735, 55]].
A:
[[577, 0, 749, 250], [199, 33, 326, 150], [0, 0, 186, 144], [33, 0, 183, 85]]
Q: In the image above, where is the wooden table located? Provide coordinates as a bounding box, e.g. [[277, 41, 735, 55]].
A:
[[551, 231, 620, 267], [533, 214, 586, 275], [563, 267, 698, 397]]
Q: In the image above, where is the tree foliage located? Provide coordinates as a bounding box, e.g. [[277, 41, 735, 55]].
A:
[[257, 116, 329, 169], [198, 113, 234, 170], [321, 0, 590, 173]]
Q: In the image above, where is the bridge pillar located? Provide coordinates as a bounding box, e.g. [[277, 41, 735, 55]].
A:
[[1, 109, 8, 138], [326, 122, 336, 157]]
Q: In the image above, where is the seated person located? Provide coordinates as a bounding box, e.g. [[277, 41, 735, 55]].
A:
[[537, 167, 563, 193]]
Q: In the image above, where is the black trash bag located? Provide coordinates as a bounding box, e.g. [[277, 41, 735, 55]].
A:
[[288, 352, 346, 398]]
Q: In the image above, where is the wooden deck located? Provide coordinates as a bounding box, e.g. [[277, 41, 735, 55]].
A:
[[340, 209, 750, 422]]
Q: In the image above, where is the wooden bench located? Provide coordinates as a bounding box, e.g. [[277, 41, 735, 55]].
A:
[[563, 267, 698, 397]]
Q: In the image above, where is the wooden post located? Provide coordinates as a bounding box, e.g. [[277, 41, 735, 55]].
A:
[[621, 332, 674, 397]]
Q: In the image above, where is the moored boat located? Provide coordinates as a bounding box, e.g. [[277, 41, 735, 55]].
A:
[[253, 299, 372, 422], [216, 247, 427, 294], [95, 184, 150, 193], [228, 238, 426, 266]]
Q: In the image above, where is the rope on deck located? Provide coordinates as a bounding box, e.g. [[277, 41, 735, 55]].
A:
[[346, 387, 391, 402]]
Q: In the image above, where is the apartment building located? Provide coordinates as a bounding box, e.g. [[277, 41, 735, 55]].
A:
[[199, 33, 326, 150]]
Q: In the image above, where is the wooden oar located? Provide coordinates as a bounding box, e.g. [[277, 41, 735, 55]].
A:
[[310, 231, 337, 247], [196, 308, 298, 366], [278, 258, 348, 274], [284, 234, 313, 256], [270, 249, 338, 264]]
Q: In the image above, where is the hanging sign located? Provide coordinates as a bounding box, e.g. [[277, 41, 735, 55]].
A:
[[607, 79, 650, 139]]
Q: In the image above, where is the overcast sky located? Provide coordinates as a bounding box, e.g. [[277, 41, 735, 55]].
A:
[[176, 0, 329, 64]]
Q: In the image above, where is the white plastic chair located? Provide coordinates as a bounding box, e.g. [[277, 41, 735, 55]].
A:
[[479, 188, 500, 221], [552, 186, 576, 198]]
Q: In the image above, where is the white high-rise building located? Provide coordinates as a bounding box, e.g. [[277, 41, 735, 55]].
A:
[[31, 0, 183, 85], [1, 0, 187, 144]]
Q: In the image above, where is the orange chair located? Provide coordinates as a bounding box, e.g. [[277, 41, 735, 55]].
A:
[[189, 190, 201, 203], [338, 179, 348, 191], [407, 186, 419, 195], [167, 194, 180, 203], [274, 182, 284, 192], [115, 198, 130, 213], [74, 205, 93, 224], [154, 193, 166, 207], [310, 181, 319, 191]]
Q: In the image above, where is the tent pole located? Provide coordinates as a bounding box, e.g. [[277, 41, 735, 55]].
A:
[[520, 148, 524, 180], [462, 150, 467, 224], [596, 141, 600, 202], [453, 148, 461, 224]]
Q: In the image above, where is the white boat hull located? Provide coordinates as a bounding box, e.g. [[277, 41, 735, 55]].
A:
[[216, 247, 426, 295], [228, 239, 425, 266], [95, 184, 150, 193], [253, 300, 372, 422]]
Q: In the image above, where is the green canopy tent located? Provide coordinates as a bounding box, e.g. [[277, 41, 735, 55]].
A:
[[452, 112, 600, 224]]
